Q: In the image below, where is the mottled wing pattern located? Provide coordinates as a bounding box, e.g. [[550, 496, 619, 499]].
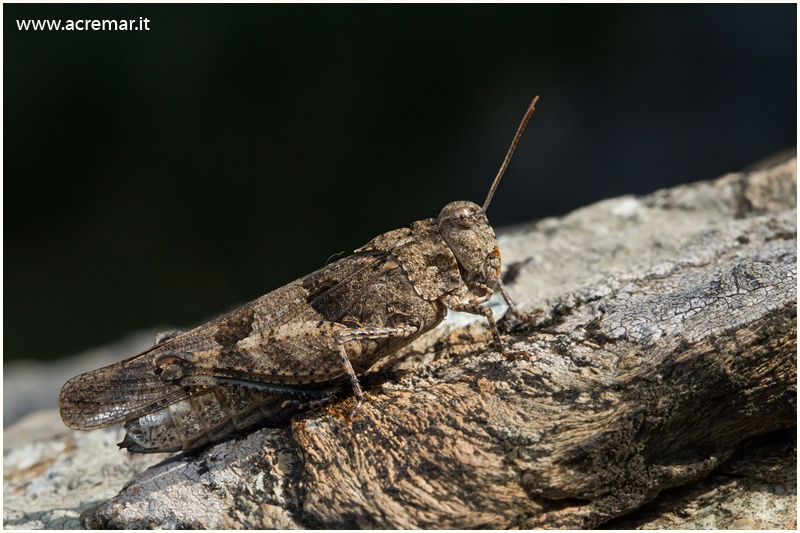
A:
[[169, 249, 402, 386], [59, 250, 395, 430], [59, 347, 190, 430]]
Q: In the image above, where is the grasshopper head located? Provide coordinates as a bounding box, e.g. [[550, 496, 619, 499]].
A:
[[438, 200, 501, 301]]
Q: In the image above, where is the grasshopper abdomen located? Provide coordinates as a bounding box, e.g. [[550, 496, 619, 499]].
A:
[[119, 387, 291, 453]]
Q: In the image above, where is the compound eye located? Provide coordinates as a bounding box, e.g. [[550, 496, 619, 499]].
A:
[[452, 206, 474, 229]]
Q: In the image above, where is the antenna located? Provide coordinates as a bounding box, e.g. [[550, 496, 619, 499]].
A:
[[482, 96, 539, 212]]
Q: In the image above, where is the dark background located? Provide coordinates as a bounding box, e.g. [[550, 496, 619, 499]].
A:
[[5, 4, 796, 363]]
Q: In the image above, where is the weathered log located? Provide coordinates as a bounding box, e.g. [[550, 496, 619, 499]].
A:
[[4, 155, 796, 529]]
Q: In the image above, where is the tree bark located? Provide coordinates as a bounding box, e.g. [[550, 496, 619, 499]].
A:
[[4, 155, 796, 529]]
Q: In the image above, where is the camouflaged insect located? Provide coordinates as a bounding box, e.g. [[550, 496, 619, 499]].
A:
[[59, 97, 540, 453]]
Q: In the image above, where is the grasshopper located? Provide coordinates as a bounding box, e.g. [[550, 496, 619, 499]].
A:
[[59, 97, 540, 453]]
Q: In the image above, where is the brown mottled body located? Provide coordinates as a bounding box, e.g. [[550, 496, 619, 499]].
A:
[[59, 98, 541, 453], [61, 221, 452, 452]]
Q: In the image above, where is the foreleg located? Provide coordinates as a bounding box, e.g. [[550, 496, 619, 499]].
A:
[[496, 279, 543, 322], [445, 294, 532, 361]]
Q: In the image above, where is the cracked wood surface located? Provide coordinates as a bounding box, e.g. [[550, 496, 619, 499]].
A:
[[4, 155, 796, 529]]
